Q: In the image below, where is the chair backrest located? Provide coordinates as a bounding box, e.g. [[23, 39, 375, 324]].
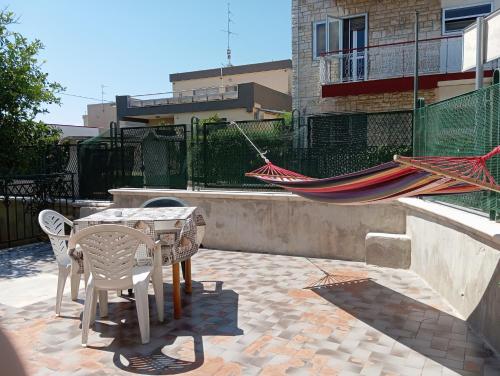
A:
[[68, 224, 155, 290], [38, 209, 72, 266], [140, 197, 188, 208]]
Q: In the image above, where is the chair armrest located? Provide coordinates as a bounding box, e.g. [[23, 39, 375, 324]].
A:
[[46, 232, 70, 241]]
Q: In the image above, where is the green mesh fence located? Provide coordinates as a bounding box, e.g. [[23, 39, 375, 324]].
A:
[[191, 113, 413, 189], [192, 119, 294, 189], [414, 83, 500, 217]]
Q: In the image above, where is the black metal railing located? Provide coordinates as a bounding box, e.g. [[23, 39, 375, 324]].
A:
[[0, 173, 75, 248]]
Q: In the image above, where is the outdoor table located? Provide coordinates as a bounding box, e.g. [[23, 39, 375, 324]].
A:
[[72, 207, 202, 320]]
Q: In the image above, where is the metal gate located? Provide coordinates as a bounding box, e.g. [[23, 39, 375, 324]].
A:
[[121, 125, 188, 189]]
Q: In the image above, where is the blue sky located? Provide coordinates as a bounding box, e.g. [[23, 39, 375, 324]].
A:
[[6, 0, 291, 125]]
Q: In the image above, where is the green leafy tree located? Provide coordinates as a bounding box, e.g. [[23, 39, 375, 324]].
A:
[[0, 9, 64, 174]]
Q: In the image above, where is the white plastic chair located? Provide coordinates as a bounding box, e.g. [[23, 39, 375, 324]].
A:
[[68, 224, 163, 346], [38, 209, 84, 316]]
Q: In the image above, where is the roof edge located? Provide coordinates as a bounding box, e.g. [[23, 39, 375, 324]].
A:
[[170, 59, 292, 82]]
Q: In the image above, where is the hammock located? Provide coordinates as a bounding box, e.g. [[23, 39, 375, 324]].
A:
[[233, 123, 500, 205]]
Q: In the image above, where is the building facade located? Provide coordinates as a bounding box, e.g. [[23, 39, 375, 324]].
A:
[[116, 60, 292, 126], [293, 0, 500, 114], [83, 102, 117, 129]]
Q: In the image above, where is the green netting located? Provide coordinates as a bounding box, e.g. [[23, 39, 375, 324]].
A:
[[414, 83, 500, 217], [191, 114, 413, 189]]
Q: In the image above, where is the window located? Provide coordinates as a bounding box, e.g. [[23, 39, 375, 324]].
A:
[[313, 17, 341, 58], [442, 3, 492, 34]]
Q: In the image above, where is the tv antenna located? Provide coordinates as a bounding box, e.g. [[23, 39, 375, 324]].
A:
[[100, 84, 107, 111], [221, 2, 236, 66]]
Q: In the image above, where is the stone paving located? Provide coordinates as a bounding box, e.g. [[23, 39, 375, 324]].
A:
[[0, 243, 499, 376]]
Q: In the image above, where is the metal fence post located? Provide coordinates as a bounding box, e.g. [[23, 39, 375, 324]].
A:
[[120, 128, 125, 187], [203, 122, 208, 189], [414, 98, 425, 156]]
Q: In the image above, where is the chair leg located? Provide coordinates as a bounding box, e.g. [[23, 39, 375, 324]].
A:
[[98, 290, 108, 318], [172, 263, 182, 319], [134, 281, 150, 344], [70, 263, 80, 301], [184, 258, 192, 294], [84, 269, 90, 289], [90, 289, 98, 326], [56, 265, 70, 316], [152, 267, 164, 323], [81, 283, 96, 347]]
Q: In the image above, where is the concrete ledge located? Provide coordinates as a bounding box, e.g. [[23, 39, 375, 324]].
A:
[[365, 232, 411, 269], [398, 197, 500, 245], [110, 188, 406, 261]]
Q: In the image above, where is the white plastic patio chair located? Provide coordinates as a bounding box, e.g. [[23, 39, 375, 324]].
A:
[[38, 209, 85, 316], [68, 224, 163, 346]]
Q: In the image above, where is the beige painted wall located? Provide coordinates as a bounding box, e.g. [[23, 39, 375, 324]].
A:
[[173, 108, 257, 125], [84, 103, 117, 128], [148, 117, 174, 126], [435, 77, 494, 101], [172, 68, 292, 95]]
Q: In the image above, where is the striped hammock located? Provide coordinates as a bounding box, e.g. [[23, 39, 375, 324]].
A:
[[245, 147, 500, 205]]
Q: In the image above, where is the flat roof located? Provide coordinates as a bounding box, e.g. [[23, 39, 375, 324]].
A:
[[169, 59, 292, 82]]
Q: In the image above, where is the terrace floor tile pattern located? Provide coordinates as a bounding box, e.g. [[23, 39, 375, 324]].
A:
[[0, 243, 499, 375]]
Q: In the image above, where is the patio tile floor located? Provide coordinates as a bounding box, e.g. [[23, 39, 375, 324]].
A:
[[0, 243, 499, 375]]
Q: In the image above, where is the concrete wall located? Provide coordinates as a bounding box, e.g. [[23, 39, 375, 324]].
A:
[[111, 189, 406, 261], [172, 68, 292, 95], [399, 198, 500, 354]]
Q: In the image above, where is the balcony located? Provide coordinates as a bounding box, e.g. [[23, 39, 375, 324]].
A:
[[128, 85, 239, 108], [319, 36, 498, 85]]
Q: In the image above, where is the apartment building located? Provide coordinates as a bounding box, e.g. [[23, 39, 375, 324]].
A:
[[115, 60, 292, 126], [293, 0, 500, 114]]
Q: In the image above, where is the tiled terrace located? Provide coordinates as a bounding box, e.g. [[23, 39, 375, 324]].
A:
[[0, 243, 499, 376]]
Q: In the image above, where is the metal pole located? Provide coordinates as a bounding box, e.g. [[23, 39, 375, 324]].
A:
[[413, 11, 419, 110], [475, 16, 485, 90]]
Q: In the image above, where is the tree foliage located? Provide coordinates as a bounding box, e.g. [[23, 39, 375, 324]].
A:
[[0, 9, 63, 174]]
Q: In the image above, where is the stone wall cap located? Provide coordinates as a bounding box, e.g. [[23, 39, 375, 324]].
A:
[[398, 198, 500, 246]]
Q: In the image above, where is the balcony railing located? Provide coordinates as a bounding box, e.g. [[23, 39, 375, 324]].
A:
[[319, 36, 499, 85], [129, 85, 239, 108]]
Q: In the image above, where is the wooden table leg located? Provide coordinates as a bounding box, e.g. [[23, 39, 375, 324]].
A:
[[184, 258, 192, 294], [172, 263, 181, 319]]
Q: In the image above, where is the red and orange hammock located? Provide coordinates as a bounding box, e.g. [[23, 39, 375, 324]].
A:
[[244, 146, 500, 205]]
